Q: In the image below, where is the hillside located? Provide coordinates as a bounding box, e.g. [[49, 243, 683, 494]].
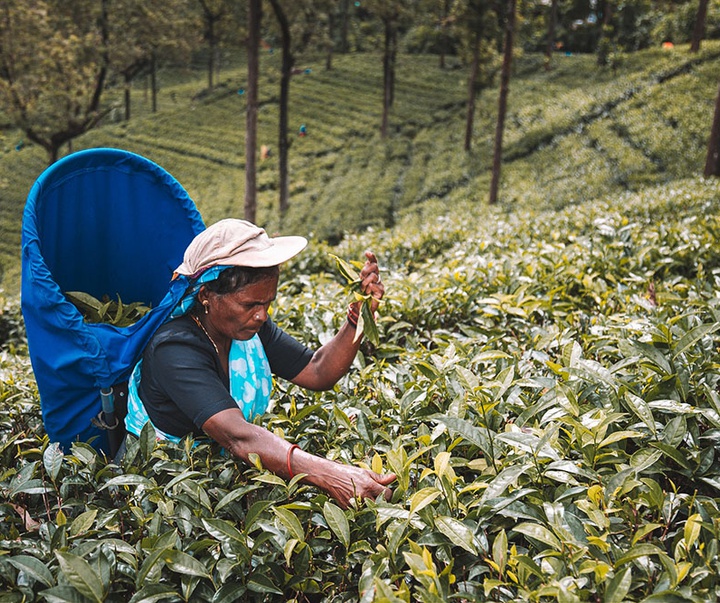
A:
[[1, 43, 719, 291]]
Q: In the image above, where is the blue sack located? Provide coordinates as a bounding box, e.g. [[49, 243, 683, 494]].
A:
[[21, 148, 205, 454]]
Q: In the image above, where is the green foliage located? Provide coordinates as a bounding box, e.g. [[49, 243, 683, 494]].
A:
[[0, 293, 26, 354], [64, 291, 152, 327], [5, 177, 720, 599]]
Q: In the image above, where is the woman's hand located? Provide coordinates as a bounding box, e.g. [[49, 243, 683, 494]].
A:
[[358, 250, 384, 312], [311, 460, 396, 509], [206, 409, 397, 510]]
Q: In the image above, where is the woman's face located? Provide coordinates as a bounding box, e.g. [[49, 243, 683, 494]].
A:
[[204, 275, 279, 341]]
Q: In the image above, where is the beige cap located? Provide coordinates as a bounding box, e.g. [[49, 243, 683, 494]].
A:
[[175, 218, 308, 277]]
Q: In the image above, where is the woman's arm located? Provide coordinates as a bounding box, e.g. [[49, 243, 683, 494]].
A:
[[202, 408, 395, 509], [291, 251, 384, 391]]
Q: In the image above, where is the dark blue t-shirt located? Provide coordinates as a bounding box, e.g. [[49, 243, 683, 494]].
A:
[[138, 314, 314, 438]]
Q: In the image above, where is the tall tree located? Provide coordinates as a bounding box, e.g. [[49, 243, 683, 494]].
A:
[[454, 0, 500, 152], [197, 0, 229, 90], [544, 0, 558, 70], [439, 0, 452, 68], [339, 0, 351, 53], [0, 0, 110, 164], [596, 0, 614, 66], [109, 1, 194, 121], [489, 0, 516, 205], [690, 0, 709, 52], [704, 81, 720, 177], [365, 0, 411, 138], [267, 0, 334, 220], [245, 0, 261, 222], [268, 0, 294, 221]]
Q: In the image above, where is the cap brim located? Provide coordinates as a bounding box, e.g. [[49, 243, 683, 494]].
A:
[[224, 235, 308, 268]]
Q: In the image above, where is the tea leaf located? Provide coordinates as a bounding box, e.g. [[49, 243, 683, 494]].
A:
[[324, 501, 350, 549], [55, 551, 105, 603], [8, 555, 55, 587], [435, 515, 478, 555]]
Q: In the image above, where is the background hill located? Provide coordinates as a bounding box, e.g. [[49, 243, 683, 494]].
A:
[[1, 42, 719, 291]]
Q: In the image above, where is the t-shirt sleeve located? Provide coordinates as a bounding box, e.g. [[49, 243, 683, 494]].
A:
[[150, 339, 238, 431], [260, 318, 314, 381]]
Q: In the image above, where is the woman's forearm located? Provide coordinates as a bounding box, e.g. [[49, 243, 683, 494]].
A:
[[203, 408, 395, 508], [291, 318, 363, 390]]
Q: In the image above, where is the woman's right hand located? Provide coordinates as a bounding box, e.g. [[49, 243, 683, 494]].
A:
[[312, 461, 396, 509]]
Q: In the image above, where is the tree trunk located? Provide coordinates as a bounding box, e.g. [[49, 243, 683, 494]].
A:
[[151, 50, 157, 113], [124, 74, 132, 121], [326, 11, 335, 70], [704, 81, 720, 177], [544, 0, 558, 70], [245, 0, 261, 223], [465, 31, 480, 152], [439, 0, 451, 69], [389, 25, 397, 108], [381, 16, 396, 138], [597, 0, 613, 66], [691, 0, 709, 53], [489, 0, 516, 205], [208, 28, 215, 90], [340, 0, 350, 53], [269, 0, 293, 221]]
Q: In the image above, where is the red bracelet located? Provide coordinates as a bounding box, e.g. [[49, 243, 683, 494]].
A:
[[347, 304, 360, 328], [287, 444, 300, 478]]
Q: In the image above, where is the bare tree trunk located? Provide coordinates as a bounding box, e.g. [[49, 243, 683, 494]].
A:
[[326, 11, 335, 70], [439, 0, 451, 69], [245, 0, 261, 223], [597, 0, 613, 66], [340, 0, 350, 53], [151, 50, 157, 113], [691, 0, 709, 53], [269, 0, 293, 221], [465, 31, 480, 152], [208, 30, 215, 89], [704, 81, 720, 177], [544, 0, 558, 70], [489, 0, 516, 205], [381, 16, 397, 138], [124, 74, 132, 121]]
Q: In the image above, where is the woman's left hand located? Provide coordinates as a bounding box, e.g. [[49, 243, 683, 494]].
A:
[[358, 250, 384, 312]]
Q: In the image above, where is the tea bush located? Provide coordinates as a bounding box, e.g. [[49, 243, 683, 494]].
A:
[[4, 176, 720, 600]]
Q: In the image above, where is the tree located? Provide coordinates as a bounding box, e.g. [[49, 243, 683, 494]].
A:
[[0, 0, 110, 164], [704, 81, 720, 177], [109, 1, 194, 121], [690, 0, 709, 52], [267, 0, 334, 221], [453, 0, 501, 152], [365, 0, 411, 138], [268, 0, 293, 221], [439, 0, 453, 69], [197, 0, 230, 90], [245, 0, 261, 222], [489, 0, 516, 205], [597, 0, 614, 66], [544, 0, 558, 70]]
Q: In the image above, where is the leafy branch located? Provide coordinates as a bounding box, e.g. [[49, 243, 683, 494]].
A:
[[329, 253, 380, 345]]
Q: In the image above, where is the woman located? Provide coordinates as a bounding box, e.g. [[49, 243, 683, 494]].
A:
[[124, 219, 395, 508]]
